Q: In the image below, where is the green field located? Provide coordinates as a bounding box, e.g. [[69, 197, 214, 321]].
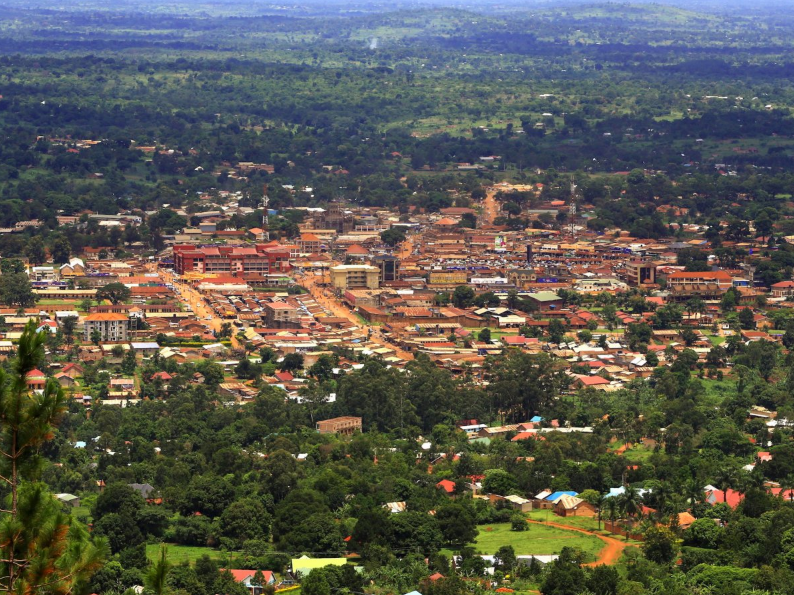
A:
[[146, 544, 230, 565], [462, 522, 604, 560]]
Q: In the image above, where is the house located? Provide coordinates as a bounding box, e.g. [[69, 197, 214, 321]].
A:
[[129, 483, 156, 499], [771, 280, 794, 298], [705, 488, 744, 509], [437, 479, 456, 495], [54, 373, 77, 388], [224, 569, 275, 595], [553, 495, 597, 517], [383, 501, 408, 514], [55, 493, 80, 508], [25, 369, 46, 391], [316, 416, 362, 435], [504, 494, 533, 512], [60, 363, 84, 379]]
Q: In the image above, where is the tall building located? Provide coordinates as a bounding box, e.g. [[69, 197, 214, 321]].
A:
[[373, 255, 400, 283], [330, 264, 380, 290], [625, 261, 657, 286], [83, 313, 129, 342]]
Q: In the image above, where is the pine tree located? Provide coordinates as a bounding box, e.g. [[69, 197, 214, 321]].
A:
[[0, 320, 107, 594]]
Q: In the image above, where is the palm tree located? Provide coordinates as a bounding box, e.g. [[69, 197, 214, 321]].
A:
[[595, 493, 606, 531], [714, 466, 739, 507], [619, 486, 642, 540], [605, 497, 619, 534]]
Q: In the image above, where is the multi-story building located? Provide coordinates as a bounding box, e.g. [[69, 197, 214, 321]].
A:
[[263, 301, 301, 328], [316, 416, 362, 435], [372, 255, 400, 283], [173, 244, 291, 277], [330, 264, 380, 290], [665, 270, 733, 301], [625, 261, 657, 287], [83, 313, 129, 343]]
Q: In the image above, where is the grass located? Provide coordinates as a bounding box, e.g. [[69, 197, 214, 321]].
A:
[[146, 544, 229, 565], [458, 521, 604, 561]]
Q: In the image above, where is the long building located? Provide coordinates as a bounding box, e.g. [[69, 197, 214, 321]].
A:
[[173, 244, 291, 277]]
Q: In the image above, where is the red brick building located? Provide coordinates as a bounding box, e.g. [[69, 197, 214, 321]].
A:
[[173, 244, 291, 277]]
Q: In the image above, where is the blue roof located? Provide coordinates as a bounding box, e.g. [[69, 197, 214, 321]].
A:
[[546, 491, 578, 501], [530, 416, 543, 423]]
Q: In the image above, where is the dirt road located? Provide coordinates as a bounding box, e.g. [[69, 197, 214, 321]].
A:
[[526, 519, 636, 567], [481, 188, 500, 226], [297, 271, 415, 361]]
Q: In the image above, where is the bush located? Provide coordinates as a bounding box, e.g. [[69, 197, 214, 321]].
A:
[[510, 513, 528, 531]]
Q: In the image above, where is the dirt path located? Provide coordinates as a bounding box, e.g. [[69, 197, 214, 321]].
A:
[[526, 519, 636, 567]]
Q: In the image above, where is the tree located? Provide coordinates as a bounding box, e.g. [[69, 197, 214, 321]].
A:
[[482, 469, 518, 496], [90, 328, 102, 346], [61, 316, 78, 345], [548, 318, 566, 344], [0, 320, 107, 593], [435, 503, 477, 547], [494, 545, 517, 571], [0, 273, 37, 308], [50, 237, 72, 264], [452, 285, 475, 308], [381, 227, 406, 247], [488, 351, 568, 422], [0, 259, 25, 275], [96, 282, 132, 305], [280, 353, 304, 373], [738, 307, 755, 330], [642, 526, 677, 565], [146, 545, 172, 595], [219, 498, 272, 549], [24, 237, 47, 265], [478, 328, 491, 343], [510, 513, 528, 532]]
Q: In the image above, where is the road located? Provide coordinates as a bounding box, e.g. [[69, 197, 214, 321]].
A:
[[155, 267, 224, 334], [481, 187, 500, 226], [526, 519, 637, 567], [297, 269, 414, 361]]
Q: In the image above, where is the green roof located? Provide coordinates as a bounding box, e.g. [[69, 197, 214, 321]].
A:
[[530, 291, 561, 302]]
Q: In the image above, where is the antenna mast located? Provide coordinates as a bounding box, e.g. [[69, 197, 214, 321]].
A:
[[569, 175, 577, 239], [262, 184, 270, 241]]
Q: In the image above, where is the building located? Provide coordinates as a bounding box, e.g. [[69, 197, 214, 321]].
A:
[[666, 270, 733, 300], [525, 291, 564, 310], [625, 261, 657, 287], [173, 244, 291, 277], [25, 369, 46, 391], [263, 301, 301, 328], [83, 313, 129, 343], [771, 280, 794, 298], [373, 255, 400, 283], [316, 416, 362, 435], [330, 264, 380, 290], [59, 258, 86, 277]]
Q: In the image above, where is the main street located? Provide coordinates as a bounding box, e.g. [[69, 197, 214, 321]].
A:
[[296, 268, 415, 361]]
